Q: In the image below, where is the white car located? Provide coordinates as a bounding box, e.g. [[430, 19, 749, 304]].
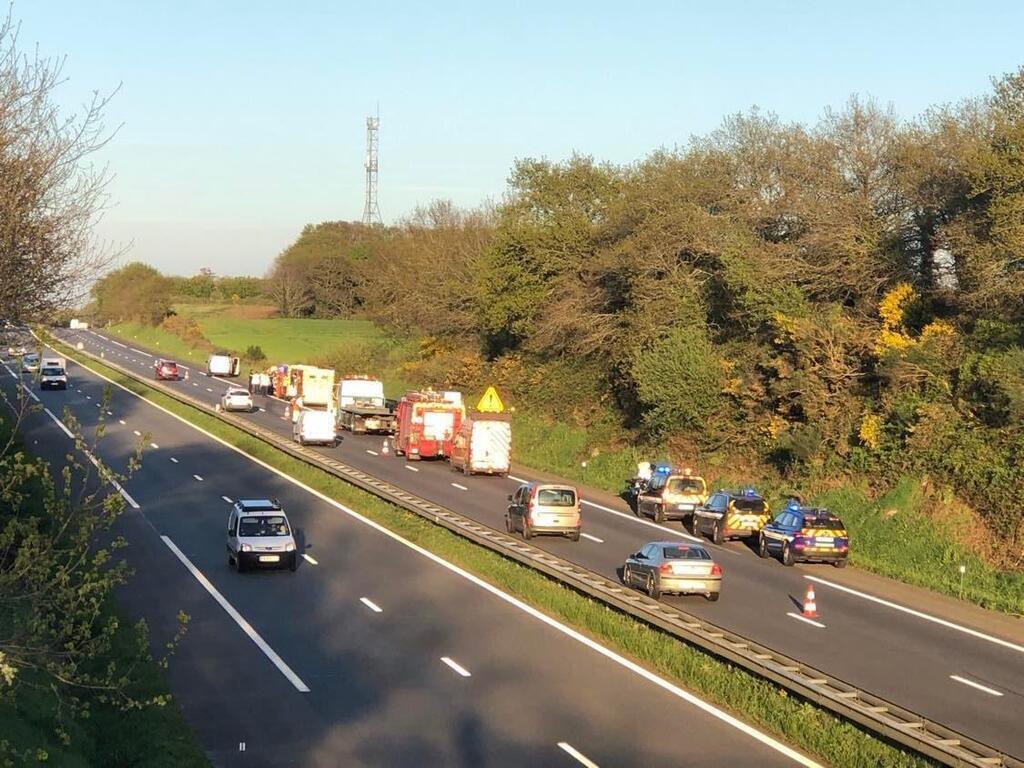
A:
[[21, 353, 40, 373], [226, 499, 297, 572], [220, 387, 254, 412]]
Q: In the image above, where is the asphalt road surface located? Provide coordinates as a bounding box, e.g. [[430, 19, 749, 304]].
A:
[[0, 338, 820, 767], [53, 327, 1024, 760]]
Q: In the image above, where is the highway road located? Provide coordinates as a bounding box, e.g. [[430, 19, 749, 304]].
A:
[[52, 327, 1024, 760], [0, 339, 819, 767]]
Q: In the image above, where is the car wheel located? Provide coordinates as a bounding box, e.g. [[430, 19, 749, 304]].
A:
[[690, 515, 701, 535], [227, 552, 234, 568], [570, 529, 581, 542], [712, 522, 724, 545], [622, 564, 632, 586], [504, 516, 512, 534], [236, 555, 247, 573], [523, 522, 532, 540], [781, 542, 794, 567], [654, 505, 665, 524], [646, 574, 661, 600], [706, 591, 721, 602], [289, 553, 297, 572], [833, 558, 848, 569], [757, 533, 768, 558]]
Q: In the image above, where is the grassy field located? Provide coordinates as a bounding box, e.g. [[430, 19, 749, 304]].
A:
[[48, 334, 934, 768], [175, 303, 385, 365], [101, 309, 1024, 615]]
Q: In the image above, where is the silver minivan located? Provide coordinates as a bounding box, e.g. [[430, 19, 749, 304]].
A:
[[506, 483, 582, 541], [226, 499, 297, 572]]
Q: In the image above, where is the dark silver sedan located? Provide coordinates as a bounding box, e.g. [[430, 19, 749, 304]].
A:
[[622, 541, 722, 601]]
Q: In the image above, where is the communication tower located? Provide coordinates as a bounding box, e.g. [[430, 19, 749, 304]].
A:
[[362, 111, 381, 225]]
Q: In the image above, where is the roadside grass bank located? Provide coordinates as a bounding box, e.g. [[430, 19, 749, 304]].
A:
[[97, 318, 1024, 615], [0, 414, 207, 768], [51, 337, 936, 768]]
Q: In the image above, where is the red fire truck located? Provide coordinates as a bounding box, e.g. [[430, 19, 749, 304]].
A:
[[394, 391, 465, 461]]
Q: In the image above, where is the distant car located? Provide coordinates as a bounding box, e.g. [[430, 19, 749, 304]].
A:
[[623, 541, 722, 601], [220, 387, 254, 413], [226, 499, 297, 572], [692, 488, 770, 544], [505, 482, 581, 541], [154, 359, 181, 380], [21, 353, 40, 373], [758, 505, 849, 567]]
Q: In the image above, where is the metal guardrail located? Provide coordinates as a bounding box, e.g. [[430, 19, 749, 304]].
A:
[[55, 335, 1022, 768]]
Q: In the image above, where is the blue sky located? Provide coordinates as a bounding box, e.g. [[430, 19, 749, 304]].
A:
[[18, 1, 1024, 276]]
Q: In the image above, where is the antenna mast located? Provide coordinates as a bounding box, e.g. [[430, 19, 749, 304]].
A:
[[362, 108, 381, 225]]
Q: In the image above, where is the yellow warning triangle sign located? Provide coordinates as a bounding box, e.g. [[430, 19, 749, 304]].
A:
[[475, 386, 505, 413]]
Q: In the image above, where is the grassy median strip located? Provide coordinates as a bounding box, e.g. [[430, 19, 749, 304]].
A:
[[53, 339, 935, 768]]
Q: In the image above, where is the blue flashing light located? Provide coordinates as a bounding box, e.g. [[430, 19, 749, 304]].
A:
[[787, 501, 801, 512], [743, 487, 757, 497], [654, 463, 672, 474]]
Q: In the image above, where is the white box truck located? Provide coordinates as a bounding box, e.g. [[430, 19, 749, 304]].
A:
[[449, 413, 511, 476]]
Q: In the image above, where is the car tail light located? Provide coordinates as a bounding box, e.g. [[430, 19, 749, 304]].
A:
[[710, 564, 722, 576], [659, 563, 673, 574]]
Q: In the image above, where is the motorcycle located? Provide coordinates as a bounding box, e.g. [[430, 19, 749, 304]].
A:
[[623, 476, 648, 510]]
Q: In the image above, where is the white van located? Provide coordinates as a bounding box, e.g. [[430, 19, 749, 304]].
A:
[[207, 353, 240, 377], [293, 409, 338, 447]]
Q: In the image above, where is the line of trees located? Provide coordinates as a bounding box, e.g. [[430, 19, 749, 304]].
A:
[[267, 69, 1024, 546]]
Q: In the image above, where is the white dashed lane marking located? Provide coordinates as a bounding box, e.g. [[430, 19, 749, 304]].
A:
[[359, 597, 382, 613], [222, 495, 233, 503], [950, 674, 1003, 696], [302, 554, 318, 566], [193, 474, 204, 482], [558, 743, 600, 768], [440, 657, 471, 677], [451, 483, 468, 491], [580, 533, 604, 543]]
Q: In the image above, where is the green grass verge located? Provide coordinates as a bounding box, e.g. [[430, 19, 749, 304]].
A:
[[109, 321, 208, 365], [49, 336, 936, 768], [821, 480, 1024, 614]]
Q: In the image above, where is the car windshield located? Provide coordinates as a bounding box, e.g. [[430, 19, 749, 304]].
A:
[[238, 515, 290, 537], [537, 488, 576, 506], [228, 389, 249, 397], [732, 498, 766, 512], [41, 367, 62, 375], [667, 478, 704, 494], [663, 545, 711, 560], [161, 362, 177, 368], [24, 355, 38, 363]]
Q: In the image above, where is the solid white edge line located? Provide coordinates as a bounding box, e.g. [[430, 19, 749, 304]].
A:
[[359, 596, 382, 613], [786, 612, 826, 629], [440, 656, 471, 677], [43, 408, 74, 439], [558, 742, 600, 768], [57, 341, 820, 767], [20, 383, 40, 402], [949, 674, 1003, 697], [111, 339, 128, 348], [804, 575, 1024, 654], [580, 532, 604, 544], [130, 347, 153, 357], [160, 535, 309, 692], [451, 482, 468, 491], [302, 553, 318, 565]]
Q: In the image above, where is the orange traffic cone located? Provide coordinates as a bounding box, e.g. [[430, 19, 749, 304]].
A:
[[381, 438, 390, 456], [802, 584, 819, 619]]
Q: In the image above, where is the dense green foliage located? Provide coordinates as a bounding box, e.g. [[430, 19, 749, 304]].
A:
[[107, 70, 1024, 556], [169, 271, 266, 302], [91, 262, 175, 324]]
